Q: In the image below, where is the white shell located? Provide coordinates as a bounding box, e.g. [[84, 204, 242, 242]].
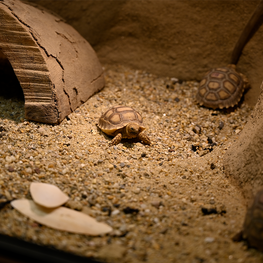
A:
[[11, 199, 112, 236], [30, 182, 69, 208]]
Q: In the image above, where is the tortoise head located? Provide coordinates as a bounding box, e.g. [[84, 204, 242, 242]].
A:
[[126, 123, 140, 137]]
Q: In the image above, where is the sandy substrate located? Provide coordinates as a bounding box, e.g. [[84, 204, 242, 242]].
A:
[[0, 64, 262, 263]]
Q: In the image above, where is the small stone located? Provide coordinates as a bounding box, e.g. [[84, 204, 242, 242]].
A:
[[65, 200, 83, 211], [151, 200, 161, 209], [38, 127, 49, 136], [25, 167, 33, 174], [120, 162, 125, 168], [4, 190, 12, 200], [204, 237, 215, 243], [174, 97, 180, 102], [111, 209, 120, 216], [190, 196, 196, 202], [62, 168, 69, 175], [235, 129, 241, 134], [171, 77, 179, 84], [140, 204, 147, 209], [119, 224, 127, 232], [193, 125, 201, 134], [5, 156, 16, 163], [209, 197, 215, 205], [133, 188, 140, 194], [153, 217, 159, 223], [34, 167, 41, 174], [108, 164, 114, 170], [7, 166, 15, 172], [218, 121, 224, 130]]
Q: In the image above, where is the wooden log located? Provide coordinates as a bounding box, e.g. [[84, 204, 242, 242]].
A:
[[0, 0, 104, 124]]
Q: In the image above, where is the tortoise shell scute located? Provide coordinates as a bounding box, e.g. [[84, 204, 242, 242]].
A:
[[98, 106, 145, 135], [196, 66, 246, 109]]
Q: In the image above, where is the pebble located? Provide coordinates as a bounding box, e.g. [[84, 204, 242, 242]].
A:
[[6, 156, 16, 163], [190, 196, 197, 202], [133, 188, 141, 194], [218, 121, 224, 130], [111, 209, 120, 216], [209, 197, 215, 204], [192, 125, 201, 134], [38, 127, 49, 136], [204, 237, 215, 243], [25, 167, 33, 174], [119, 162, 125, 168], [151, 200, 162, 209], [65, 200, 83, 211], [108, 164, 114, 170]]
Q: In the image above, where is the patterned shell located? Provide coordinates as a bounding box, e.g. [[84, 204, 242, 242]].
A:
[[196, 66, 246, 109], [243, 188, 263, 252], [98, 106, 145, 136]]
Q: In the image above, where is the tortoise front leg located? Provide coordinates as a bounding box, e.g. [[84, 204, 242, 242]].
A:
[[138, 132, 151, 145], [110, 133, 122, 146]]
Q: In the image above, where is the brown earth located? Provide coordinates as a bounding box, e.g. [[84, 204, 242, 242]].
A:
[[0, 64, 262, 263]]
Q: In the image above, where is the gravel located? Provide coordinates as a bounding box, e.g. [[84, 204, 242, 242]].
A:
[[0, 64, 262, 263]]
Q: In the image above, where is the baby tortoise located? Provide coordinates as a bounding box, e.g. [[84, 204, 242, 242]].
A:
[[98, 105, 151, 146], [232, 188, 263, 252], [196, 64, 249, 109]]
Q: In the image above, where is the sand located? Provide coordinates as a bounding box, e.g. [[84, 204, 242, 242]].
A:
[[0, 64, 262, 263]]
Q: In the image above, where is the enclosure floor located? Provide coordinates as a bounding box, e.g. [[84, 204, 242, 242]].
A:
[[0, 64, 262, 263]]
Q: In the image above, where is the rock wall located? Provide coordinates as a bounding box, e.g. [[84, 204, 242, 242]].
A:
[[23, 0, 263, 201], [223, 83, 263, 203], [27, 0, 263, 107]]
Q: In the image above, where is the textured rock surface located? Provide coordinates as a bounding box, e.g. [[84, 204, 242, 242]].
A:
[[0, 0, 104, 124], [27, 0, 263, 107], [27, 0, 263, 202], [224, 83, 263, 202]]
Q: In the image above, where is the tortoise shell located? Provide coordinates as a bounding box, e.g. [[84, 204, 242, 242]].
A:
[[98, 106, 145, 138], [242, 188, 263, 251], [196, 65, 248, 109]]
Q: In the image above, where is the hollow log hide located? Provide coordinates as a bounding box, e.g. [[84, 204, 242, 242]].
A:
[[0, 0, 104, 124]]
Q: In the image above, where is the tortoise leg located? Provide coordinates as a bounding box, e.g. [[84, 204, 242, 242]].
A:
[[138, 132, 151, 145], [110, 133, 122, 146]]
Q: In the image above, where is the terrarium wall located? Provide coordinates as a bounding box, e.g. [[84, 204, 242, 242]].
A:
[[27, 0, 263, 107]]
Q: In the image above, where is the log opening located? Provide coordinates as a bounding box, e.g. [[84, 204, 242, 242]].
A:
[[0, 50, 24, 100]]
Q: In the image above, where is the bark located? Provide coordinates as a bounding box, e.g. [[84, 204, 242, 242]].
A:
[[0, 0, 104, 124]]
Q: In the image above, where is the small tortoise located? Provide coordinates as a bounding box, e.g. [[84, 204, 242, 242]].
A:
[[98, 105, 151, 146], [233, 188, 263, 252], [196, 64, 249, 109]]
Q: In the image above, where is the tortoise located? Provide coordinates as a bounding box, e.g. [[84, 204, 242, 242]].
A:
[[232, 188, 263, 252], [98, 105, 151, 146], [196, 64, 249, 109]]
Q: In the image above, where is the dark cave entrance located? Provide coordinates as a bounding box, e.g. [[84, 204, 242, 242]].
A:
[[0, 50, 24, 101]]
